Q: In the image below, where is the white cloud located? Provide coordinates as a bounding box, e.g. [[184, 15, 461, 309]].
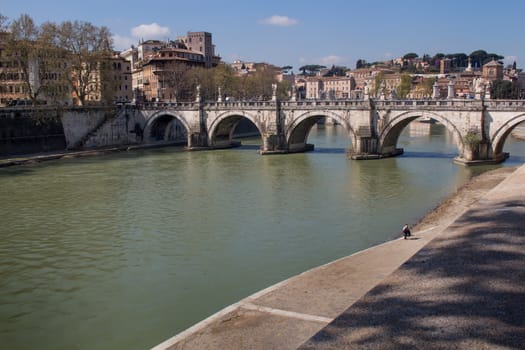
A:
[[131, 23, 171, 39], [112, 34, 135, 50], [259, 15, 298, 27], [112, 22, 171, 50], [319, 55, 345, 66], [504, 55, 517, 66]]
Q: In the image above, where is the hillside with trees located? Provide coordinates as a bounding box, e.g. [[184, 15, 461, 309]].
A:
[[355, 50, 505, 74]]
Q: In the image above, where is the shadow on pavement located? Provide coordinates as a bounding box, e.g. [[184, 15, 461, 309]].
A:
[[299, 198, 525, 349]]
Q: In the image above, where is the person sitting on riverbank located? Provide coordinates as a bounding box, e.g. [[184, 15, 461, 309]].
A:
[[403, 224, 411, 239]]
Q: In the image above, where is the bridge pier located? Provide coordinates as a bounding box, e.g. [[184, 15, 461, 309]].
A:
[[347, 136, 404, 160], [260, 134, 289, 154], [186, 132, 210, 150], [454, 141, 509, 165]]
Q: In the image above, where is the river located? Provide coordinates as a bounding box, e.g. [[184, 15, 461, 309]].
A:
[[1, 121, 524, 350]]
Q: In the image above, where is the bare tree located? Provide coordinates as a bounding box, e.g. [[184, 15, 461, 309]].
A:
[[159, 61, 192, 101], [55, 20, 113, 105], [188, 66, 215, 101], [2, 15, 70, 105], [0, 13, 8, 32]]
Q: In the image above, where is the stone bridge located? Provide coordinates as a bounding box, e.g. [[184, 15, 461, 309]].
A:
[[121, 98, 525, 164]]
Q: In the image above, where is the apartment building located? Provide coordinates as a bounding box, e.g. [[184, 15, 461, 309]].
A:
[[0, 32, 72, 106], [305, 76, 355, 99], [0, 33, 26, 105], [176, 31, 220, 68], [123, 33, 221, 102]]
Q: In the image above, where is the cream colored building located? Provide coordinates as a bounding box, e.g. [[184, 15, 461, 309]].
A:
[[305, 76, 355, 99]]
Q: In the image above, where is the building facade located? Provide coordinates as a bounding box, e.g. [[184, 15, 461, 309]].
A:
[[176, 32, 220, 68], [123, 33, 221, 102]]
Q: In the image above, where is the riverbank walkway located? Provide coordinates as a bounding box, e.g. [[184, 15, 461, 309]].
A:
[[153, 164, 525, 350]]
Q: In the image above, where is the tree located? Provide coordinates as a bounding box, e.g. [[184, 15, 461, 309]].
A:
[[213, 63, 237, 99], [403, 53, 418, 60], [371, 71, 385, 97], [281, 65, 293, 73], [3, 14, 69, 104], [445, 53, 468, 69], [491, 80, 520, 99], [469, 50, 488, 68], [325, 65, 348, 77], [486, 53, 504, 64], [419, 77, 435, 98], [0, 13, 8, 31], [355, 59, 366, 69], [299, 64, 326, 76], [248, 63, 279, 99], [276, 79, 291, 101], [431, 53, 445, 69], [54, 20, 113, 105], [183, 66, 215, 101], [397, 72, 412, 98]]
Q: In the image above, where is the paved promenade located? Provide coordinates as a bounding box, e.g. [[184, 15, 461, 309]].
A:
[[300, 165, 525, 349], [153, 165, 524, 350]]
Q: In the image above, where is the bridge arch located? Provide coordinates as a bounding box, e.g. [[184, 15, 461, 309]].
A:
[[207, 111, 263, 148], [143, 111, 190, 144], [379, 111, 465, 157], [286, 110, 356, 152], [491, 113, 525, 157]]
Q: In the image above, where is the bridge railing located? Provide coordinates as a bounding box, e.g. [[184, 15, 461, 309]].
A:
[[374, 99, 485, 108], [483, 100, 525, 110], [281, 100, 370, 108], [141, 101, 200, 109], [204, 101, 276, 108], [134, 98, 525, 111]]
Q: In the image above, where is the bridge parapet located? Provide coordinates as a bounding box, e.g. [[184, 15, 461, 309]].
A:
[[141, 102, 200, 110], [281, 100, 371, 109], [484, 100, 525, 111], [374, 99, 484, 111]]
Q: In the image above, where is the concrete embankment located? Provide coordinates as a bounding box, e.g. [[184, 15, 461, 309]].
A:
[[0, 142, 184, 168], [152, 165, 523, 350]]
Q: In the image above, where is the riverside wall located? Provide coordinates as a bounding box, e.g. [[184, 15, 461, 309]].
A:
[[0, 108, 66, 156], [0, 106, 141, 157]]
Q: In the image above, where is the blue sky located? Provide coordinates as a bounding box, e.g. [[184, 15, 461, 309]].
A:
[[2, 0, 524, 72]]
